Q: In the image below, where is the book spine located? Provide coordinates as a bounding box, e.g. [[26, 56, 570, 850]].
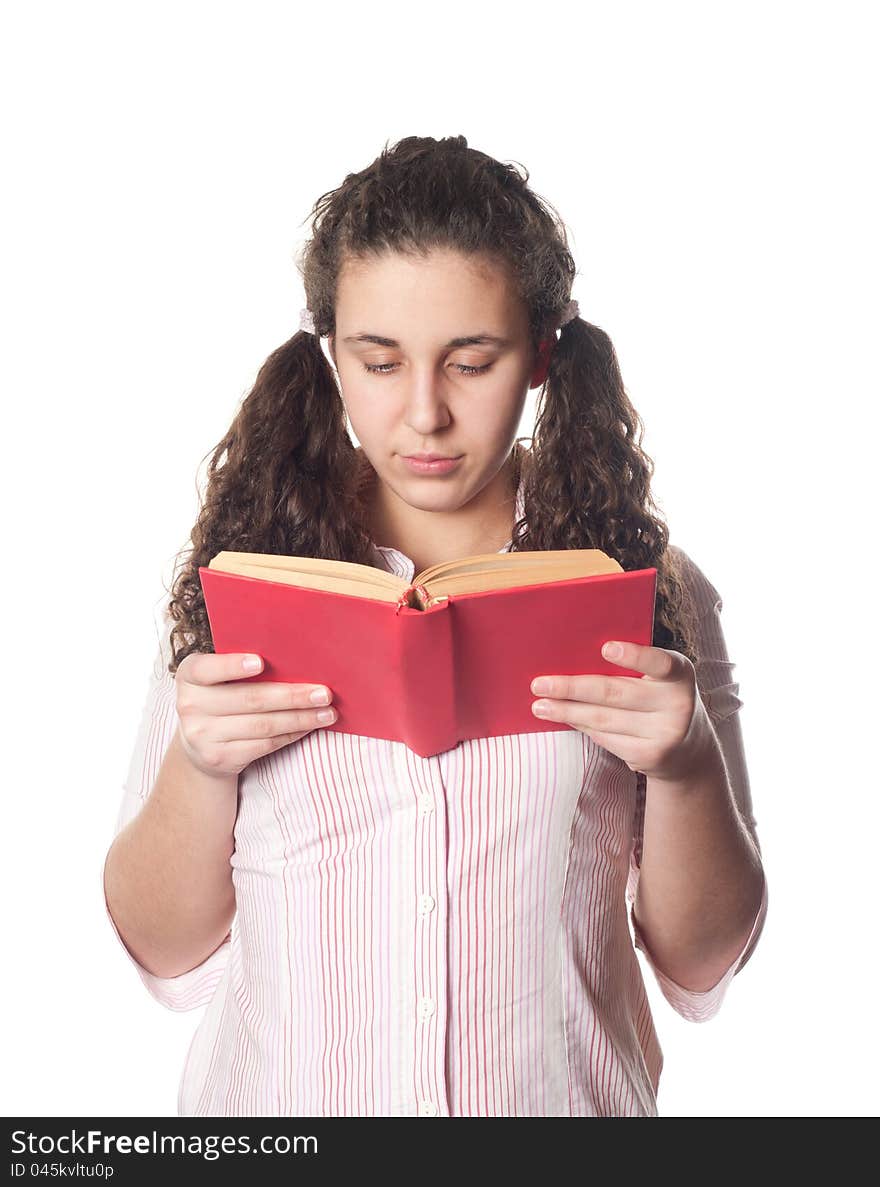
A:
[[396, 596, 457, 756], [395, 586, 417, 613], [394, 584, 451, 613]]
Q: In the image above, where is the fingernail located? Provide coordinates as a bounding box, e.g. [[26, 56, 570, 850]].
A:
[[531, 677, 551, 695], [309, 687, 330, 705], [242, 655, 262, 672], [316, 708, 336, 724], [603, 642, 622, 659]]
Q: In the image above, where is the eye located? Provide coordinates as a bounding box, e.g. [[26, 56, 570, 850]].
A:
[[362, 362, 493, 376]]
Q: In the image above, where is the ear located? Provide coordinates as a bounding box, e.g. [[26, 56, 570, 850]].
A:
[[529, 334, 556, 389]]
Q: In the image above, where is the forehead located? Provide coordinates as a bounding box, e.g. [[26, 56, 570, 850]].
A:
[[335, 249, 523, 335]]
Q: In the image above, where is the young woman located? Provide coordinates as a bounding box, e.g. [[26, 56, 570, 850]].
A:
[[103, 135, 768, 1117]]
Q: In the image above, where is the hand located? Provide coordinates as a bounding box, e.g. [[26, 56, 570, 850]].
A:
[[529, 640, 718, 783], [175, 652, 337, 779]]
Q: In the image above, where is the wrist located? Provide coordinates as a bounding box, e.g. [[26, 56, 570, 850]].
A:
[[646, 734, 727, 796], [173, 728, 239, 790]]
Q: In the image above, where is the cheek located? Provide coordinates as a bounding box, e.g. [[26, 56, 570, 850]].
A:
[[336, 370, 370, 414], [339, 387, 392, 444], [470, 378, 529, 430]]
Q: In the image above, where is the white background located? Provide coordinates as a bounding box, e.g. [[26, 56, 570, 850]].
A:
[[2, 0, 876, 1117]]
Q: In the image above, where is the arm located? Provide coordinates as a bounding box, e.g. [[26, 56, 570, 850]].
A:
[[635, 748, 766, 991], [103, 633, 235, 1010], [103, 726, 238, 979], [627, 545, 768, 1021]]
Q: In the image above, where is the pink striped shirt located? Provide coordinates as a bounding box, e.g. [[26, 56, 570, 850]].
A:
[[105, 477, 768, 1116]]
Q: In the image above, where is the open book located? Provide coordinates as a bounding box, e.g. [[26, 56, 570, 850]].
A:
[[198, 549, 658, 758]]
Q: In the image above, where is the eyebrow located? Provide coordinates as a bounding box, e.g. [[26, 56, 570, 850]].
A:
[[342, 332, 511, 349]]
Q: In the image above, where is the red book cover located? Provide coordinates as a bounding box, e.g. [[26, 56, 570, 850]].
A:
[[198, 565, 658, 758]]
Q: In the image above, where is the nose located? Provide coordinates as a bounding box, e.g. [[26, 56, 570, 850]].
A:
[[402, 369, 453, 434]]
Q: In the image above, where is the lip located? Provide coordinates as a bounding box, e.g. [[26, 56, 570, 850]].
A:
[[401, 454, 463, 475]]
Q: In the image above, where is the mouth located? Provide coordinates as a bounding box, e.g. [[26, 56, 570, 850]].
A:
[[401, 454, 463, 475], [404, 453, 461, 462]]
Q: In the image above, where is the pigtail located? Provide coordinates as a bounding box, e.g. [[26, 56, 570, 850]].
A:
[[165, 330, 374, 674], [515, 314, 700, 667]]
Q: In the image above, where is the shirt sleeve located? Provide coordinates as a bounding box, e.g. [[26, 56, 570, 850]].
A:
[[103, 620, 232, 1012], [625, 545, 769, 1023]]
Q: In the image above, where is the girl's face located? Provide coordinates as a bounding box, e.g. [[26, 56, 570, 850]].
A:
[[327, 249, 549, 518]]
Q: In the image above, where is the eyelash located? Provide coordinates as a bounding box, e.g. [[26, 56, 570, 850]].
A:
[[362, 362, 492, 376]]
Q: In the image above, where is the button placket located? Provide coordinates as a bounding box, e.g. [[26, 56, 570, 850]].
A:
[[412, 756, 450, 1116]]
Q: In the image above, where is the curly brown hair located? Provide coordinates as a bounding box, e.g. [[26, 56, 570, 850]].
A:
[[164, 133, 701, 689]]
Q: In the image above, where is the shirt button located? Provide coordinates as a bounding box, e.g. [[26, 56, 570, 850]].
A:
[[419, 996, 435, 1020], [419, 893, 436, 915], [419, 1100, 438, 1116], [418, 793, 434, 815]]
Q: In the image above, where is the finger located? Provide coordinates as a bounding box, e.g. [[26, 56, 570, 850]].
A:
[[530, 672, 661, 711], [179, 651, 267, 685], [199, 729, 319, 772], [531, 697, 656, 738], [198, 704, 338, 745], [180, 678, 334, 719], [600, 641, 682, 681]]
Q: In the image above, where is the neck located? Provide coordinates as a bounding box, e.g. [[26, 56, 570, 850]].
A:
[[359, 444, 523, 570]]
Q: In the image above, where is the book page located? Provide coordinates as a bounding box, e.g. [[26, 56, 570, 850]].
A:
[[207, 551, 407, 602], [417, 548, 623, 594], [205, 547, 623, 605]]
